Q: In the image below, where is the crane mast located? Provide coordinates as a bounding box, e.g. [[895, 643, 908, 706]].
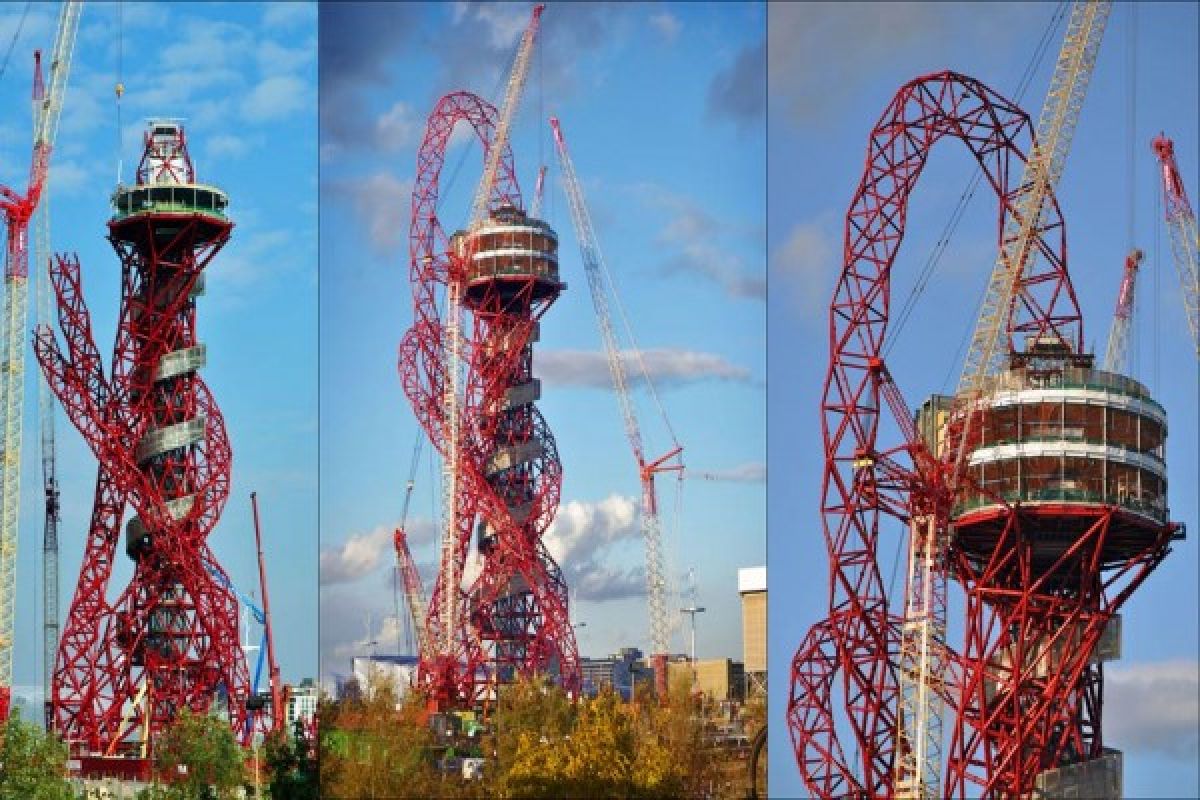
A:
[[1151, 133, 1200, 356], [439, 3, 544, 656], [394, 527, 432, 662], [1104, 249, 1143, 373], [0, 0, 81, 722], [36, 0, 82, 731], [251, 493, 284, 734], [896, 3, 1110, 795], [550, 116, 683, 687]]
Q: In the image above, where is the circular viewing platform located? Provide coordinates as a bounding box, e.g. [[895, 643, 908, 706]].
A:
[[454, 204, 561, 305], [948, 362, 1171, 570], [112, 182, 229, 221]]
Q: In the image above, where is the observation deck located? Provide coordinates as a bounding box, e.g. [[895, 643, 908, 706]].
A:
[[453, 203, 562, 306]]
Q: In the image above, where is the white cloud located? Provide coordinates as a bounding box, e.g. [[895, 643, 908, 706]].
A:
[[772, 216, 836, 320], [263, 3, 317, 31], [462, 3, 528, 49], [538, 348, 752, 389], [649, 12, 681, 43], [205, 133, 257, 161], [545, 495, 647, 602], [375, 101, 422, 152], [320, 518, 437, 586], [635, 183, 765, 299], [336, 171, 413, 256], [241, 75, 310, 123], [1106, 660, 1199, 761]]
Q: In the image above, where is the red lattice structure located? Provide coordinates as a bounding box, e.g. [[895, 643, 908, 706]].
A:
[[35, 121, 263, 756], [399, 91, 579, 709], [787, 72, 1180, 798]]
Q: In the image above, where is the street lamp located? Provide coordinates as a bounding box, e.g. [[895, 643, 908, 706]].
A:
[[680, 605, 706, 690]]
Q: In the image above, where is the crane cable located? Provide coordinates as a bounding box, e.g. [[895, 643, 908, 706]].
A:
[[0, 3, 31, 84], [115, 1, 124, 184], [393, 434, 424, 655], [1126, 2, 1139, 377]]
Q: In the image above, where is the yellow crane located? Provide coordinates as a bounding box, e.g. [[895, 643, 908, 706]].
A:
[[894, 2, 1111, 795], [0, 0, 81, 722]]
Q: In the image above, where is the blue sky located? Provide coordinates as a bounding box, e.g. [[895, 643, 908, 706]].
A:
[[769, 2, 1198, 797], [319, 2, 765, 683], [0, 1, 317, 715]]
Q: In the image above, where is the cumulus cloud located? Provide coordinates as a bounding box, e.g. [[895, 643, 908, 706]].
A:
[[545, 495, 646, 602], [1105, 660, 1199, 761], [320, 518, 437, 585], [538, 348, 751, 389], [707, 40, 765, 127]]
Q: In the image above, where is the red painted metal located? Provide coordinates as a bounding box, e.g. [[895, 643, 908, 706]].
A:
[[34, 123, 262, 754], [787, 72, 1178, 798], [251, 492, 284, 734], [399, 91, 579, 709]]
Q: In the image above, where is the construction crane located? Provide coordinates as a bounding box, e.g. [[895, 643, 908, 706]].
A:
[[1104, 248, 1143, 372], [0, 0, 81, 723], [530, 165, 547, 218], [36, 0, 82, 731], [896, 3, 1110, 795], [1151, 133, 1200, 356], [250, 492, 285, 735], [394, 527, 431, 663], [550, 115, 684, 693], [437, 2, 544, 661]]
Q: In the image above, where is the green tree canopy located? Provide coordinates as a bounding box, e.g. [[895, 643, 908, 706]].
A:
[[0, 709, 74, 800]]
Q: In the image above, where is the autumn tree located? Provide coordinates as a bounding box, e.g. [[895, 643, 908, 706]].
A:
[[143, 708, 246, 800], [319, 669, 441, 799], [0, 709, 73, 800]]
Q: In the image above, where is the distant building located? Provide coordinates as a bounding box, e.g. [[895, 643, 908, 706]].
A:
[[580, 647, 656, 700], [668, 657, 746, 702], [351, 654, 418, 701], [286, 678, 318, 731], [739, 565, 766, 697]]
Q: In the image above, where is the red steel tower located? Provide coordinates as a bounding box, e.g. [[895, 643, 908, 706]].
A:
[[399, 91, 580, 708], [787, 72, 1180, 798], [35, 121, 261, 759]]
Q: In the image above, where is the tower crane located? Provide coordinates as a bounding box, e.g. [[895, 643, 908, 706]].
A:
[[0, 0, 81, 723], [1151, 133, 1200, 356], [895, 2, 1110, 795], [437, 2, 544, 662], [1104, 248, 1143, 373], [36, 0, 83, 731], [550, 116, 684, 694]]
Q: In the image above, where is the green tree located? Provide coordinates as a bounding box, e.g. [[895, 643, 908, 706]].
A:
[[142, 708, 246, 799], [0, 709, 73, 800], [263, 720, 317, 800]]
